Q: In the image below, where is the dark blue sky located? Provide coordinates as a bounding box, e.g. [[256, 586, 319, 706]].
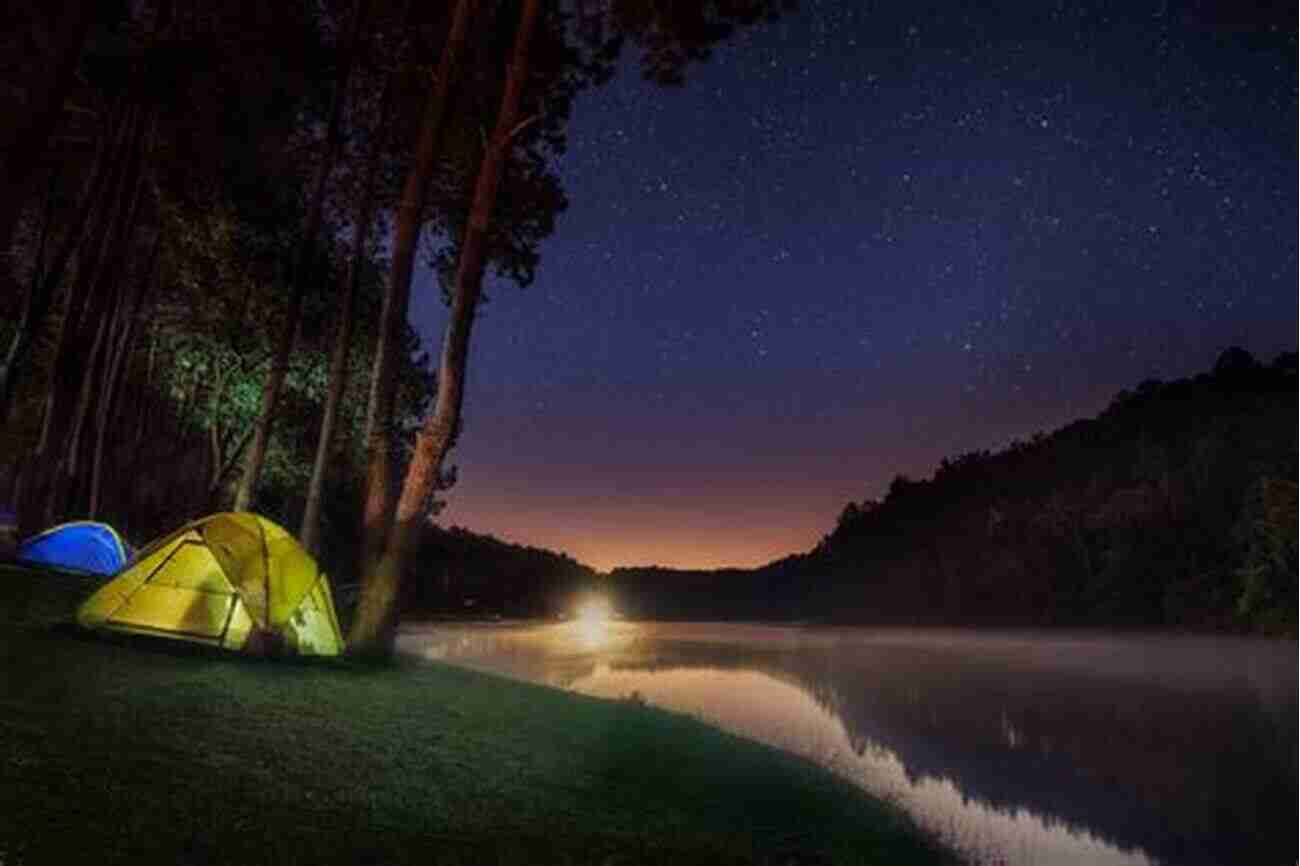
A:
[[409, 0, 1297, 570]]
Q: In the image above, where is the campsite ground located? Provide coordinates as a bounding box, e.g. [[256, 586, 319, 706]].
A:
[[0, 566, 953, 866]]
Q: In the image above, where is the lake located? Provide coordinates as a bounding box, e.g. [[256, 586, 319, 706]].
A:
[[396, 621, 1297, 866]]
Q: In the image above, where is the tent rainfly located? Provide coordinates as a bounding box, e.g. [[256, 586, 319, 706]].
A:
[[17, 521, 129, 576], [77, 512, 344, 656]]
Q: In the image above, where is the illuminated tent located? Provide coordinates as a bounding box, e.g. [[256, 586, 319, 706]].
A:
[[77, 512, 344, 656], [17, 521, 128, 576]]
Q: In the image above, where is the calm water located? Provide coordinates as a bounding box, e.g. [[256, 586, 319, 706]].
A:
[[396, 621, 1297, 866]]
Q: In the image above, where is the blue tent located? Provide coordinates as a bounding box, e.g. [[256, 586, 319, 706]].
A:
[[16, 521, 129, 576]]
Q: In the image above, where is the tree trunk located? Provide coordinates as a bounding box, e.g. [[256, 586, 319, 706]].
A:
[[301, 176, 381, 554], [359, 0, 476, 580], [203, 363, 231, 491], [299, 265, 358, 556], [349, 0, 540, 655], [0, 102, 126, 426], [132, 325, 157, 455], [28, 105, 145, 529], [0, 172, 57, 424], [87, 297, 131, 519], [89, 230, 160, 517], [233, 0, 371, 513], [0, 0, 94, 257], [44, 286, 115, 526], [27, 173, 59, 300], [210, 426, 255, 505], [61, 134, 148, 513]]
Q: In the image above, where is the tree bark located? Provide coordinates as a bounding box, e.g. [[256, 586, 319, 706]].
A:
[[349, 0, 540, 655], [359, 0, 476, 580], [233, 0, 371, 513]]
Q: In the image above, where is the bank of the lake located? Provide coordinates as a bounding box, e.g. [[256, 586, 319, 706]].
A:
[[402, 618, 1298, 866], [0, 567, 953, 866]]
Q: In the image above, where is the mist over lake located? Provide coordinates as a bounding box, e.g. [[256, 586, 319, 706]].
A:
[[399, 621, 1297, 866]]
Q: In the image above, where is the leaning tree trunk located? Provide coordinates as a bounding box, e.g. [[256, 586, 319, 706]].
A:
[[233, 0, 371, 513], [349, 0, 540, 655], [359, 0, 476, 581]]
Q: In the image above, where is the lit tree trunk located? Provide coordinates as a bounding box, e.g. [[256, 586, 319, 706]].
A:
[[233, 0, 370, 512], [0, 0, 94, 257], [350, 0, 540, 655], [359, 0, 475, 577]]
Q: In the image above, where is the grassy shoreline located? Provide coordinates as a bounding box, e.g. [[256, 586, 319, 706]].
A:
[[1, 567, 953, 865]]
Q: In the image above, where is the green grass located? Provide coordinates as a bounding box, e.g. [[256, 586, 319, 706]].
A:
[[0, 565, 953, 865]]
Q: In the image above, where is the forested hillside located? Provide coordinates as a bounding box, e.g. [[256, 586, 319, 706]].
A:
[[397, 525, 599, 619], [611, 350, 1297, 633]]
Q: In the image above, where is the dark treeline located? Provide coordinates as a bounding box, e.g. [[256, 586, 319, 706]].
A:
[[609, 350, 1297, 634], [1, 0, 793, 653], [398, 524, 599, 619]]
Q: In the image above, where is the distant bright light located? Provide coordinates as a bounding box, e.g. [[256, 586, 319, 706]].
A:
[[570, 594, 617, 650], [576, 595, 613, 626]]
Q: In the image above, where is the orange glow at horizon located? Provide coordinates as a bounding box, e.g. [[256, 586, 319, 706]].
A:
[[434, 501, 821, 569], [439, 494, 833, 572], [436, 389, 1132, 571]]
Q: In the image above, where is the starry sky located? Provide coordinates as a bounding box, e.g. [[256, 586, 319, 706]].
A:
[[407, 0, 1297, 572]]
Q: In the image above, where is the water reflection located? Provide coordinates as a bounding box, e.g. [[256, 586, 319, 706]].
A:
[[396, 624, 1297, 866]]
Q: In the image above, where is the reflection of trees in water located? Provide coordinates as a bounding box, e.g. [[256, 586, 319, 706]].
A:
[[611, 638, 1297, 866]]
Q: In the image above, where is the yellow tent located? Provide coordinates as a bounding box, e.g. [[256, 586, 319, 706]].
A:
[[77, 512, 344, 656]]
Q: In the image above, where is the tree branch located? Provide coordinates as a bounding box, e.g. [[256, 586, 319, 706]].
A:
[[507, 113, 541, 141]]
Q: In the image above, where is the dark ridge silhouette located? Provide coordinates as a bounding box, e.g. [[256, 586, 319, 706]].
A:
[[398, 350, 1296, 634], [608, 349, 1297, 634], [399, 523, 602, 619]]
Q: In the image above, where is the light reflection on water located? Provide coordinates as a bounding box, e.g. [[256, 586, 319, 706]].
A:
[[396, 622, 1297, 866]]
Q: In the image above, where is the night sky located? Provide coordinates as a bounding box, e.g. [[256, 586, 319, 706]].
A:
[[408, 0, 1297, 572]]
